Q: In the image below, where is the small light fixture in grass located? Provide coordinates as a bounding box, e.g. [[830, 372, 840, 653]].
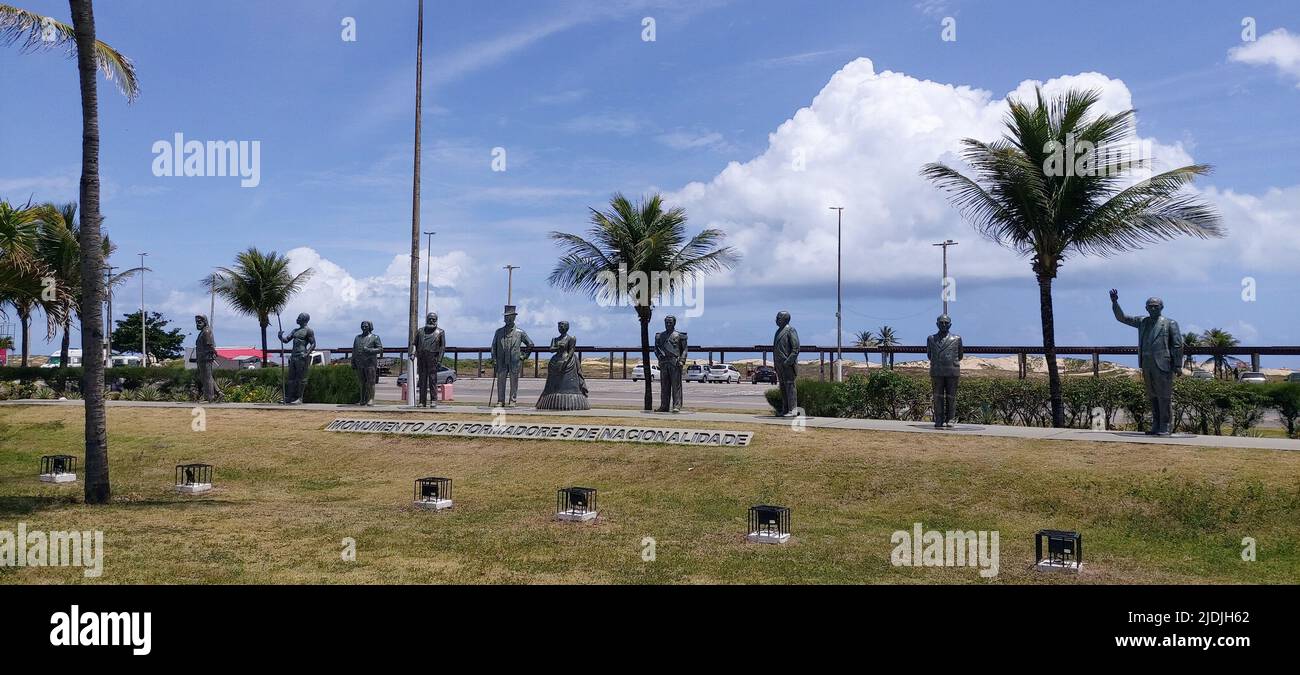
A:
[[1034, 529, 1082, 572], [39, 455, 77, 483], [174, 463, 213, 494], [746, 505, 791, 544], [414, 477, 453, 511], [556, 486, 598, 522]]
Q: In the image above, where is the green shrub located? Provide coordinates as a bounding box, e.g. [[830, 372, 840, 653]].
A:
[[1265, 382, 1300, 438], [303, 365, 361, 405]]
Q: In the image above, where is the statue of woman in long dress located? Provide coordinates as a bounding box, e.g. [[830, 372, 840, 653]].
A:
[[536, 321, 590, 410]]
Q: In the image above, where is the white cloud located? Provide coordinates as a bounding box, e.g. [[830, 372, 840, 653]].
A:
[[1229, 28, 1300, 86], [564, 112, 645, 135], [666, 58, 1277, 292], [656, 129, 728, 150]]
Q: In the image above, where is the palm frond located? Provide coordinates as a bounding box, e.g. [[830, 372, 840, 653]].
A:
[[0, 3, 139, 101]]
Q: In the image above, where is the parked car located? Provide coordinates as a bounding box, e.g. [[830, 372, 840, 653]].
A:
[[631, 363, 660, 382], [1240, 371, 1268, 384], [705, 363, 741, 383], [685, 364, 707, 382], [396, 366, 456, 387], [1190, 369, 1213, 380], [751, 365, 778, 384], [1287, 371, 1300, 383]]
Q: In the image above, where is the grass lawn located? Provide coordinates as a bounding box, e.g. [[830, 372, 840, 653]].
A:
[[1, 404, 1297, 584]]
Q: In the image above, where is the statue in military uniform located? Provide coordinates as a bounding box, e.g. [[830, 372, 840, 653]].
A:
[[1111, 289, 1183, 436], [927, 314, 963, 428], [351, 321, 383, 406], [654, 315, 688, 413], [277, 312, 315, 404], [773, 311, 800, 416], [194, 315, 220, 403], [490, 305, 534, 407], [412, 312, 446, 407]]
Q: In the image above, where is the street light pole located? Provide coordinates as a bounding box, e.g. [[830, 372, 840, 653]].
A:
[[932, 239, 958, 315], [423, 231, 436, 317], [828, 207, 844, 382], [503, 265, 519, 305], [138, 252, 148, 366], [103, 265, 117, 366]]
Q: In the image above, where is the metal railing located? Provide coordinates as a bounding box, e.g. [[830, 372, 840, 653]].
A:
[[267, 344, 1300, 380]]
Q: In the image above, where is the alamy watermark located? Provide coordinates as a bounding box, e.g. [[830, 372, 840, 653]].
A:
[[1042, 133, 1154, 179], [595, 264, 705, 318], [151, 132, 261, 187], [1, 522, 104, 578], [890, 522, 999, 578]]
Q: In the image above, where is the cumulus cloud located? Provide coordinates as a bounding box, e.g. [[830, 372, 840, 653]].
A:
[[667, 58, 1277, 294], [1229, 28, 1300, 86]]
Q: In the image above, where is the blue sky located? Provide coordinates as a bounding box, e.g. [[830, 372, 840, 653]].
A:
[[3, 0, 1298, 366]]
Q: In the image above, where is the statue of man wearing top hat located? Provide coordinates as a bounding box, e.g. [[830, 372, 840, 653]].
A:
[[491, 305, 534, 407]]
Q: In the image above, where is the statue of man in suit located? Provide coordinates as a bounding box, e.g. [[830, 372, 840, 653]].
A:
[[412, 312, 446, 407], [654, 315, 688, 413], [194, 315, 219, 402], [1111, 289, 1183, 436], [351, 320, 383, 406], [772, 311, 801, 416], [491, 305, 533, 407], [927, 314, 963, 428]]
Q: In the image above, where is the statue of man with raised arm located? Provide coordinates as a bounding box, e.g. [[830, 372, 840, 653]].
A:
[[1110, 289, 1183, 436]]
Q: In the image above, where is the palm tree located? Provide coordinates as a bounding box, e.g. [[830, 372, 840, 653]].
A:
[[207, 247, 314, 364], [2, 0, 143, 503], [549, 193, 739, 410], [0, 199, 66, 366], [922, 88, 1223, 427], [876, 325, 899, 369], [853, 329, 875, 367], [1181, 331, 1201, 371], [1200, 328, 1238, 379]]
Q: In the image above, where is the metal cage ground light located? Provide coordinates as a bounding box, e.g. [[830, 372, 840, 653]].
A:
[[747, 505, 791, 544], [414, 477, 453, 510], [174, 463, 213, 494], [39, 455, 77, 483], [556, 486, 598, 522], [1035, 529, 1083, 572]]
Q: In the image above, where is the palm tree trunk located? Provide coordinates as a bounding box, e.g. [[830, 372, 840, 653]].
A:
[[637, 305, 652, 411], [259, 319, 269, 366], [19, 309, 30, 366], [1036, 273, 1065, 427], [71, 0, 110, 504], [59, 315, 71, 390]]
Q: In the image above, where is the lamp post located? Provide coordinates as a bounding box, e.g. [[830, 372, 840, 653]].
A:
[[828, 207, 843, 382], [423, 231, 436, 316], [102, 264, 117, 366], [138, 252, 148, 366], [932, 239, 958, 315], [503, 265, 519, 305]]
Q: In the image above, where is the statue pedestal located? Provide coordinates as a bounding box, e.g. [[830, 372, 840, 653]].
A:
[[556, 510, 598, 522], [415, 498, 453, 511], [174, 483, 212, 495], [39, 472, 76, 483], [746, 531, 791, 545]]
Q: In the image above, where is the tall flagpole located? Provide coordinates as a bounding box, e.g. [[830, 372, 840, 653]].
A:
[[406, 0, 424, 407]]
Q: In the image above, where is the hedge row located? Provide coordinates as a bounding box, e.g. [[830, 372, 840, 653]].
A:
[[0, 364, 361, 404], [765, 371, 1300, 437]]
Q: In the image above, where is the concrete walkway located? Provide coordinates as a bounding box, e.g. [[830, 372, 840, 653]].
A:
[[4, 399, 1298, 452]]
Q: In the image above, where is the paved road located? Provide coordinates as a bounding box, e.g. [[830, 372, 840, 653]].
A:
[[377, 376, 775, 411]]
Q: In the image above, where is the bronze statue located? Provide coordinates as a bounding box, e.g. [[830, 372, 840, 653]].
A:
[[1111, 289, 1183, 436], [536, 321, 590, 410], [412, 312, 446, 407], [351, 321, 383, 406], [490, 305, 533, 407], [927, 315, 963, 428], [277, 312, 315, 404], [194, 315, 219, 403], [654, 315, 688, 413], [773, 311, 800, 416]]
